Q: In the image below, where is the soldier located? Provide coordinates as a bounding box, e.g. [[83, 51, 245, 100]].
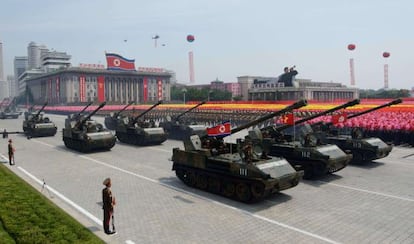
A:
[[102, 177, 116, 235], [8, 139, 15, 165]]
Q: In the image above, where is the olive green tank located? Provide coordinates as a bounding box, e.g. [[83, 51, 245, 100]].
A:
[[172, 100, 307, 203], [115, 101, 167, 145], [63, 102, 116, 152], [313, 99, 402, 163], [22, 102, 57, 138], [262, 99, 360, 179], [0, 98, 20, 119], [104, 101, 134, 130], [160, 101, 207, 140]]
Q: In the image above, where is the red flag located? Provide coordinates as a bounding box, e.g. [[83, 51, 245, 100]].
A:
[[332, 113, 348, 124], [105, 53, 136, 71], [97, 76, 105, 102], [207, 121, 231, 137], [282, 113, 295, 125]]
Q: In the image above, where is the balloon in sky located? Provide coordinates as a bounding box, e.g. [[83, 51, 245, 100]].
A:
[[186, 35, 195, 42], [347, 44, 356, 50]]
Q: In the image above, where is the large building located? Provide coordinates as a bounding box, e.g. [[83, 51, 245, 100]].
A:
[[13, 56, 28, 97], [238, 76, 358, 101], [0, 40, 4, 81], [25, 66, 171, 105]]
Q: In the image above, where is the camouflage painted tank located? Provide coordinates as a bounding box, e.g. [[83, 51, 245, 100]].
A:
[[160, 101, 207, 140], [22, 102, 57, 138], [313, 99, 402, 163], [0, 98, 20, 119], [63, 102, 116, 152], [115, 100, 167, 145], [262, 99, 360, 179], [172, 100, 307, 203], [104, 101, 134, 130]]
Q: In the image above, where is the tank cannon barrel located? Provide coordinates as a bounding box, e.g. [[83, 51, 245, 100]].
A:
[[175, 101, 206, 120], [229, 99, 308, 136], [130, 100, 163, 125], [276, 99, 360, 131], [75, 102, 93, 117], [32, 102, 48, 120], [113, 101, 134, 117], [76, 102, 106, 127]]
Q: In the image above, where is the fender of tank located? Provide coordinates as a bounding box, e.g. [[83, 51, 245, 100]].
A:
[[22, 102, 57, 137], [171, 100, 307, 203], [62, 102, 116, 152], [115, 101, 167, 145], [160, 101, 207, 140], [104, 101, 134, 130], [312, 98, 402, 163], [262, 99, 360, 179]]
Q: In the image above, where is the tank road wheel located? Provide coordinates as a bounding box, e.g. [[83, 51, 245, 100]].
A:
[[196, 174, 208, 190], [235, 183, 251, 202], [313, 163, 327, 177], [175, 169, 185, 182], [251, 183, 265, 201], [183, 171, 196, 187], [222, 181, 235, 198], [208, 177, 220, 193]]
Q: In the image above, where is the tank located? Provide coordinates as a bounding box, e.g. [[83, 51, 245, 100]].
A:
[[160, 101, 207, 140], [262, 99, 360, 179], [115, 100, 167, 145], [63, 102, 116, 152], [0, 98, 20, 119], [171, 100, 307, 203], [104, 101, 134, 130], [22, 102, 58, 138], [313, 99, 402, 163]]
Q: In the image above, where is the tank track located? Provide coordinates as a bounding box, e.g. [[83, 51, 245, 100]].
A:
[[116, 131, 166, 146], [63, 137, 115, 152], [173, 164, 278, 203]]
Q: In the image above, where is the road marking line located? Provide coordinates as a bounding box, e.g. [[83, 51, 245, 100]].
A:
[[318, 181, 414, 202], [17, 166, 102, 226], [79, 154, 339, 244], [125, 240, 136, 244]]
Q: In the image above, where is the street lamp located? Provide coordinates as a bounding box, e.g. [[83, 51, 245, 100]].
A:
[[182, 88, 187, 104]]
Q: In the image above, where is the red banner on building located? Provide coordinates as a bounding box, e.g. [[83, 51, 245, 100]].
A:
[[79, 75, 86, 102], [98, 76, 105, 102], [143, 77, 148, 102], [157, 79, 162, 100], [48, 79, 52, 102], [56, 77, 60, 103]]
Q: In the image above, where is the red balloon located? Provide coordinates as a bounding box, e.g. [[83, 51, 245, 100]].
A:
[[347, 44, 356, 50], [186, 35, 195, 42], [383, 52, 390, 58]]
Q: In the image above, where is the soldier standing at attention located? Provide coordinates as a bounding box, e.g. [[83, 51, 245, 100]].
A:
[[102, 177, 116, 235], [8, 139, 15, 165]]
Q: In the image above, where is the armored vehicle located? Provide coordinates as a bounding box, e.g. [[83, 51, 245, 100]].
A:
[[172, 100, 307, 203], [104, 101, 134, 130], [313, 99, 402, 163], [22, 102, 57, 138], [115, 100, 167, 145], [262, 99, 360, 179], [160, 101, 207, 140], [0, 98, 20, 119], [63, 102, 116, 152]]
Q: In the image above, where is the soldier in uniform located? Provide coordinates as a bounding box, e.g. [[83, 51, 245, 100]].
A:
[[8, 139, 15, 165], [102, 177, 116, 235]]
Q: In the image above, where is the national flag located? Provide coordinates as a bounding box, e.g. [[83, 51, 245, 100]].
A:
[[281, 113, 295, 125], [207, 121, 231, 137], [105, 53, 136, 71], [332, 112, 348, 124]]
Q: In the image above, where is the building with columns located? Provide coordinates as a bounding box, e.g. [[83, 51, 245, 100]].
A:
[[25, 67, 171, 105], [238, 76, 358, 101]]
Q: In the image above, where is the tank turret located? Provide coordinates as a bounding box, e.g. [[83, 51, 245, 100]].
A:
[[22, 102, 57, 138], [0, 97, 20, 119], [104, 101, 134, 130], [115, 100, 167, 145], [63, 102, 116, 152], [171, 100, 307, 203], [160, 101, 207, 140], [261, 99, 360, 179], [313, 99, 403, 163]]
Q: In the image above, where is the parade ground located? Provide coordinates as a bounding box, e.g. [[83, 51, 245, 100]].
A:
[[1, 114, 413, 244]]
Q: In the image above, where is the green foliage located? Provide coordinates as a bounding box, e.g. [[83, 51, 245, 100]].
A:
[[170, 85, 232, 101], [359, 89, 411, 99], [0, 165, 104, 243]]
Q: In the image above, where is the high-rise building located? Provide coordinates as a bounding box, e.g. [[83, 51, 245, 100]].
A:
[[0, 40, 4, 81], [7, 75, 14, 98], [27, 42, 48, 70], [13, 56, 28, 97], [41, 50, 71, 72]]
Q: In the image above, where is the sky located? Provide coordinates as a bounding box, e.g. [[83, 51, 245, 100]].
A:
[[0, 0, 413, 89]]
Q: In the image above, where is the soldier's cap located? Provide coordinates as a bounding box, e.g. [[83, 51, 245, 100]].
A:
[[8, 139, 12, 142], [103, 177, 111, 186]]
